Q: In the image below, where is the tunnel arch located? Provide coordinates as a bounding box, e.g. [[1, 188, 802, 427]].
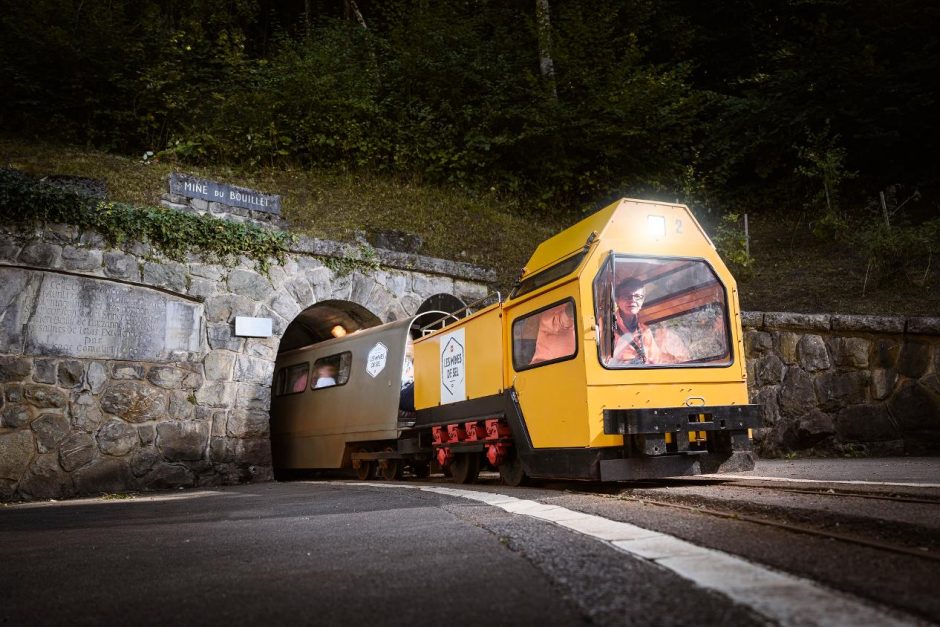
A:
[[411, 293, 467, 338], [278, 300, 383, 353]]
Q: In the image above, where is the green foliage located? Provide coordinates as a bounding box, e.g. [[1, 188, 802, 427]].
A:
[[712, 212, 754, 277], [0, 169, 291, 273], [853, 219, 940, 291], [322, 244, 381, 278], [1, 1, 938, 214], [796, 131, 855, 241]]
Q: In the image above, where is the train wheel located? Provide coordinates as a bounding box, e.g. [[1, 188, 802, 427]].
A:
[[378, 447, 403, 481], [498, 455, 528, 487], [355, 461, 374, 481], [449, 453, 480, 484], [410, 461, 431, 479], [378, 459, 402, 481], [353, 447, 374, 481]]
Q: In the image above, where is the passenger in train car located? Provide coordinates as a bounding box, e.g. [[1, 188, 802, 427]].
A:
[[529, 301, 575, 364], [313, 363, 338, 388], [611, 278, 689, 365], [399, 347, 415, 413], [289, 367, 309, 393]]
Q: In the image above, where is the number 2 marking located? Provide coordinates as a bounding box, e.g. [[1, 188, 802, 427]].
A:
[[675, 218, 683, 234]]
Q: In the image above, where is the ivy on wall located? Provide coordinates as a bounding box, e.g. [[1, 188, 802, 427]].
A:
[[0, 169, 291, 272]]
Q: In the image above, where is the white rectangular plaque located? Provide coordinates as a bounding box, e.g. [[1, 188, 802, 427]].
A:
[[235, 316, 273, 338], [439, 328, 466, 404]]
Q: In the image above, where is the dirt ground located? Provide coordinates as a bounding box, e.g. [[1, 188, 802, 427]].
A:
[[735, 215, 939, 317]]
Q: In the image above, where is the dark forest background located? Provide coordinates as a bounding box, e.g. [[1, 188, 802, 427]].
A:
[[1, 0, 938, 222]]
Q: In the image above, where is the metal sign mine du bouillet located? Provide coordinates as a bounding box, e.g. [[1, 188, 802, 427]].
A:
[[169, 172, 281, 214]]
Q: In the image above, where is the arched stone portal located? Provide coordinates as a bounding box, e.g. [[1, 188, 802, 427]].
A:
[[279, 300, 383, 352], [411, 293, 467, 337], [0, 221, 494, 501]]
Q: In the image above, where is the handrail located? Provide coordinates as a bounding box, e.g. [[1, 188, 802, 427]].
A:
[[415, 291, 502, 334], [410, 310, 461, 336]]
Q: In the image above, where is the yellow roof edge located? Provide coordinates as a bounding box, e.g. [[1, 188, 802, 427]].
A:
[[522, 197, 697, 280], [520, 199, 624, 280]]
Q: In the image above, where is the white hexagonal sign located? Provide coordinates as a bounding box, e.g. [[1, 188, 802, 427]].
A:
[[439, 329, 466, 404], [366, 341, 388, 378]]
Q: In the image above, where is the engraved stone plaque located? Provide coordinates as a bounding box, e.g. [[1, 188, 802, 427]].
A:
[[1, 269, 204, 361]]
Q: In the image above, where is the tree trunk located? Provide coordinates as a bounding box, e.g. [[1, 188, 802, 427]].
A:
[[535, 0, 557, 99], [345, 0, 368, 29]]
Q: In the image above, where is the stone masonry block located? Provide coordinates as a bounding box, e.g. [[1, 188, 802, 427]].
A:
[[797, 335, 831, 372], [0, 356, 32, 382], [228, 269, 274, 301], [204, 351, 236, 381], [776, 332, 800, 365], [0, 430, 36, 481], [897, 341, 930, 379], [764, 312, 830, 331], [831, 315, 905, 334]]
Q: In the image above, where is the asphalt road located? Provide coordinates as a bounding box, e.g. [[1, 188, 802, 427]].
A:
[[2, 459, 938, 626]]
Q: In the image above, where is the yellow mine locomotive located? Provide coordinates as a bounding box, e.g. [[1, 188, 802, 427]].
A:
[[270, 198, 762, 484]]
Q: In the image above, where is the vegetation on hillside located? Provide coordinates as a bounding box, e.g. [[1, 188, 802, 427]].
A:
[[2, 1, 938, 215], [0, 137, 561, 287], [0, 166, 291, 272], [0, 1, 937, 314]]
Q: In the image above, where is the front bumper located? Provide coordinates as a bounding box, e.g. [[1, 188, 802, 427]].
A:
[[602, 404, 763, 466], [603, 404, 763, 437]]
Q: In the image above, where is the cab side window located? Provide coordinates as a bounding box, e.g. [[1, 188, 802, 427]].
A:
[[512, 299, 577, 371]]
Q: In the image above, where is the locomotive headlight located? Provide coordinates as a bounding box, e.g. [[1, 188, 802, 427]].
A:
[[647, 214, 666, 240], [331, 325, 347, 338]]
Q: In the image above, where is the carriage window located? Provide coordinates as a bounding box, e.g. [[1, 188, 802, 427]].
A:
[[276, 363, 310, 396], [593, 255, 731, 368], [311, 352, 352, 389], [512, 299, 577, 371]]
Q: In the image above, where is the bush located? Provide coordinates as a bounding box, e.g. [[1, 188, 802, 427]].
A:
[[712, 212, 754, 277], [853, 219, 940, 291]]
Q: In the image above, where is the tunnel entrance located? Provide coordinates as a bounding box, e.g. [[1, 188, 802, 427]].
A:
[[278, 299, 383, 353], [411, 293, 467, 338], [271, 300, 383, 478]]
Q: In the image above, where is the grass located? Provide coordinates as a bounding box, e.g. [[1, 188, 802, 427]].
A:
[[738, 213, 940, 316], [2, 136, 938, 316], [0, 136, 561, 288]]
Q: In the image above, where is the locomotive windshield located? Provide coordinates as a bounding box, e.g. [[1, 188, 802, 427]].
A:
[[593, 255, 732, 368]]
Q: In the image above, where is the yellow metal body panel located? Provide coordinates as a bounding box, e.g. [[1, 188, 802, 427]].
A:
[[521, 203, 616, 278], [502, 280, 590, 448], [414, 303, 503, 409]]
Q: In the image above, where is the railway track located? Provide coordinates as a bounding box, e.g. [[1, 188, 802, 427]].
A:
[[344, 472, 940, 565], [618, 493, 940, 563], [548, 476, 940, 564]]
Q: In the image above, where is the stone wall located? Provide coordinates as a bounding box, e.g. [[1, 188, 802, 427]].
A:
[[744, 312, 940, 457], [0, 222, 492, 501]]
